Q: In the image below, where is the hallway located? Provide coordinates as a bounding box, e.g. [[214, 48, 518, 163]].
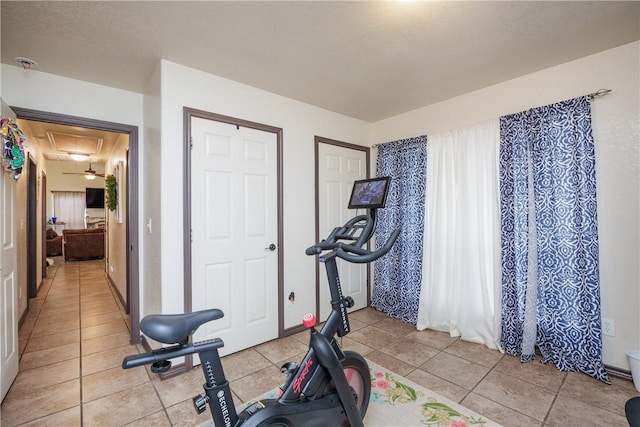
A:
[[1, 258, 134, 425], [0, 258, 309, 425]]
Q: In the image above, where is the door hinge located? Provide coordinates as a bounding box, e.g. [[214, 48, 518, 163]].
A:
[[190, 136, 193, 150]]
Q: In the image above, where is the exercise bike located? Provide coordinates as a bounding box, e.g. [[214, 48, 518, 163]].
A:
[[123, 177, 399, 426]]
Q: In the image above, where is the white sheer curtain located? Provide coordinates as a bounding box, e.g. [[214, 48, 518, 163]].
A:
[[53, 191, 85, 229], [417, 120, 502, 349]]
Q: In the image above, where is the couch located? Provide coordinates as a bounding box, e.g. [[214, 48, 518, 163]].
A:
[[46, 228, 63, 256], [63, 228, 105, 261]]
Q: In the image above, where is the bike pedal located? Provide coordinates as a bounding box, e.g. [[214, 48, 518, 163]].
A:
[[150, 360, 171, 373]]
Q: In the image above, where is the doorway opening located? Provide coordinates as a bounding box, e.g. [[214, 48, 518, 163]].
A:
[[12, 107, 141, 344]]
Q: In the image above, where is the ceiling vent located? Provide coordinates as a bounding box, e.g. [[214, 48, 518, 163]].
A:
[[14, 57, 38, 69]]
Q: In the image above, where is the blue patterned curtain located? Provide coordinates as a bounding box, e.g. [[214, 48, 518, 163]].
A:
[[499, 96, 609, 383], [372, 136, 427, 324]]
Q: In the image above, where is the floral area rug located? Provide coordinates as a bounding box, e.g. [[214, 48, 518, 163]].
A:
[[365, 361, 501, 426], [224, 360, 501, 427]]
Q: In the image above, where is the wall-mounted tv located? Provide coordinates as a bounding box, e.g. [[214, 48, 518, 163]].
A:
[[348, 176, 391, 209], [86, 187, 105, 209]]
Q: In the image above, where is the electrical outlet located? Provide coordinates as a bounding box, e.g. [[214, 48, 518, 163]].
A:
[[602, 318, 615, 336]]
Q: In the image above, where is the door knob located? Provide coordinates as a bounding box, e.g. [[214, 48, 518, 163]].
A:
[[265, 243, 276, 251]]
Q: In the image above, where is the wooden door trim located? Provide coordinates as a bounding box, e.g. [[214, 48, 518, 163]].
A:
[[27, 154, 37, 298], [183, 107, 284, 357], [41, 172, 47, 279], [313, 137, 370, 317]]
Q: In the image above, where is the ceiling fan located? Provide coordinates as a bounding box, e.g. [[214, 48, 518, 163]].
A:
[[62, 163, 105, 180]]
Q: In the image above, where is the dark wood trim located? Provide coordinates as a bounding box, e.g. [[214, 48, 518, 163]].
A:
[[283, 323, 307, 337], [128, 128, 139, 341], [183, 107, 284, 366], [106, 273, 127, 314], [125, 148, 131, 314], [182, 109, 194, 371], [313, 136, 371, 317], [12, 107, 138, 134], [157, 362, 190, 380], [12, 106, 141, 344], [27, 154, 38, 298], [18, 306, 29, 330], [313, 140, 320, 318], [41, 171, 47, 279], [183, 108, 192, 317]]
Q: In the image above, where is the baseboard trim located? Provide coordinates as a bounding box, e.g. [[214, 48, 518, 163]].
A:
[[106, 273, 127, 312], [18, 305, 29, 329], [137, 335, 191, 380], [283, 323, 306, 337], [605, 364, 633, 382]]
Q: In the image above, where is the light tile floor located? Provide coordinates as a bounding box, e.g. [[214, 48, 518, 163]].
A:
[[1, 258, 638, 426]]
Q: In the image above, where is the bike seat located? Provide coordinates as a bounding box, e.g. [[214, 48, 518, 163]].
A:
[[140, 309, 224, 344]]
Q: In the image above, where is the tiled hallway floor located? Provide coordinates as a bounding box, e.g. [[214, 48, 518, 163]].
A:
[[1, 258, 638, 426]]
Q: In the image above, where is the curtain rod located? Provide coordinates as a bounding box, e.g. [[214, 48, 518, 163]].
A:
[[371, 89, 612, 149], [588, 88, 612, 99], [371, 140, 427, 149]]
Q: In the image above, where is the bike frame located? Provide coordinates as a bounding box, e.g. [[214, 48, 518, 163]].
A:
[[198, 249, 362, 426], [279, 251, 354, 395], [123, 211, 399, 427], [193, 340, 237, 427]]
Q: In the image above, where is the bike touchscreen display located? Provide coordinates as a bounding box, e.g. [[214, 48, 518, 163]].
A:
[[348, 176, 390, 209]]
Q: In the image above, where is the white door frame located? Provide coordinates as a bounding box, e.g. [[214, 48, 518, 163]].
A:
[[313, 136, 370, 317], [183, 108, 283, 367]]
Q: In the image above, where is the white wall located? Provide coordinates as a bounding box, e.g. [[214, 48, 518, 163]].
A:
[[158, 60, 370, 327], [1, 66, 144, 127], [372, 41, 640, 370], [44, 160, 106, 191], [141, 64, 162, 318], [105, 134, 129, 301], [1, 64, 144, 321]]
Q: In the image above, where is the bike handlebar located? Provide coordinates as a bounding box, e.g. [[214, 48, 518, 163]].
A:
[[305, 214, 400, 264], [334, 228, 400, 263]]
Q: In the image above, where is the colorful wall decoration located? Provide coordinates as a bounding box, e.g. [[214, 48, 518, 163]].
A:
[[1, 118, 26, 181]]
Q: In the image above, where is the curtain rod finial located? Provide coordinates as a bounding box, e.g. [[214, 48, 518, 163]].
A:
[[589, 89, 612, 99]]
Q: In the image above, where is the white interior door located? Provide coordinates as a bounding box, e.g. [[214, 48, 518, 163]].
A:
[[1, 167, 19, 401], [191, 117, 279, 357], [318, 143, 367, 319]]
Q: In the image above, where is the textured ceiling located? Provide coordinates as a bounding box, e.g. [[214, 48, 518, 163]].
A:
[[2, 1, 639, 122]]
